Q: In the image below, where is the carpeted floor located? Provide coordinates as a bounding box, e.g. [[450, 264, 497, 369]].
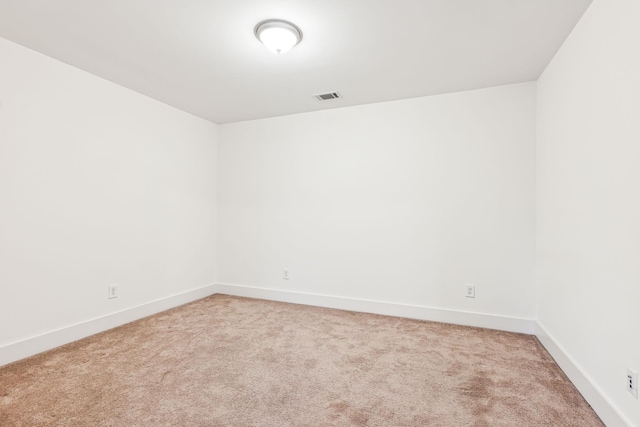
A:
[[0, 294, 603, 426]]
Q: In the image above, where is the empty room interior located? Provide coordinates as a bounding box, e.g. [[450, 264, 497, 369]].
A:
[[0, 0, 638, 425]]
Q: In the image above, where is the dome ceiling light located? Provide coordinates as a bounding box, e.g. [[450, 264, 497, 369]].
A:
[[254, 19, 303, 54]]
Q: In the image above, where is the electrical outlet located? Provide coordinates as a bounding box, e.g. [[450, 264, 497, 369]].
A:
[[108, 284, 119, 299], [628, 368, 638, 398], [465, 284, 475, 298], [283, 269, 290, 280]]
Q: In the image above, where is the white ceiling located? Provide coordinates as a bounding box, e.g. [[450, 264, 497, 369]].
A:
[[0, 0, 592, 124]]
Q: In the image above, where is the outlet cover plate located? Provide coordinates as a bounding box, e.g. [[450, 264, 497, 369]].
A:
[[628, 368, 638, 398], [465, 284, 475, 298], [108, 284, 119, 299]]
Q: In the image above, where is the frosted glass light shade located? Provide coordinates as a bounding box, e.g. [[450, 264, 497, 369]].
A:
[[255, 20, 302, 54]]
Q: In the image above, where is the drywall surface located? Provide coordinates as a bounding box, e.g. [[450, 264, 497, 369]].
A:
[[0, 37, 218, 348], [218, 83, 536, 319], [537, 0, 640, 425]]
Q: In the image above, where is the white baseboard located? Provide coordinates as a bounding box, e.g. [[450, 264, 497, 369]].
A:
[[535, 321, 631, 427], [0, 284, 217, 368], [2, 282, 627, 426], [214, 283, 535, 334]]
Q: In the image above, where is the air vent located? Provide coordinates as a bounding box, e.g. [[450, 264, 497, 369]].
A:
[[314, 92, 342, 101]]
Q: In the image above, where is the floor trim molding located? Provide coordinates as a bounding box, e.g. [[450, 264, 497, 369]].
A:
[[2, 282, 626, 425], [215, 283, 535, 334], [0, 284, 217, 367], [535, 321, 630, 427]]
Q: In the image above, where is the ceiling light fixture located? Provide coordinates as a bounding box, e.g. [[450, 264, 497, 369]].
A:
[[254, 19, 302, 54]]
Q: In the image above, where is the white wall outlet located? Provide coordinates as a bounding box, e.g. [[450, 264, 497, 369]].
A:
[[108, 284, 119, 299], [465, 284, 475, 298], [282, 269, 290, 280], [628, 368, 638, 398]]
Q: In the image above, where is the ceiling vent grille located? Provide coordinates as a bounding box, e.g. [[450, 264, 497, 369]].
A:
[[314, 92, 342, 101]]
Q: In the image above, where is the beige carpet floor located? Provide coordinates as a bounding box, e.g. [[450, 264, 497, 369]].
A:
[[1, 294, 603, 426]]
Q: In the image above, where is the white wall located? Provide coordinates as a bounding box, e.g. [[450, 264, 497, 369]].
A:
[[1, 2, 635, 421], [218, 83, 536, 320], [536, 0, 640, 425], [0, 37, 218, 351]]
